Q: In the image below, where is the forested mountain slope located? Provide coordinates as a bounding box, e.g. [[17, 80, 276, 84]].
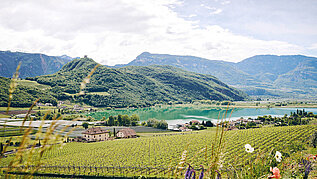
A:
[[26, 57, 247, 107], [0, 51, 71, 78]]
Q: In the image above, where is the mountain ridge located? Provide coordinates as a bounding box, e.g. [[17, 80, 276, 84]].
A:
[[0, 51, 72, 78], [111, 52, 317, 98]]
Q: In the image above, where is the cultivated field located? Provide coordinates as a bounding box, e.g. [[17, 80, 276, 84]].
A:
[[1, 125, 315, 178]]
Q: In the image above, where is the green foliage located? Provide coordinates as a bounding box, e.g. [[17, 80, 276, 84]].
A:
[[82, 122, 89, 129], [103, 114, 140, 127], [0, 77, 58, 107], [256, 109, 315, 126], [145, 118, 168, 129], [204, 120, 214, 127], [30, 58, 247, 108], [1, 57, 248, 108]]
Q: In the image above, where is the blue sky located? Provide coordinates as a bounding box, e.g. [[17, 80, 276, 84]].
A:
[[0, 0, 316, 65]]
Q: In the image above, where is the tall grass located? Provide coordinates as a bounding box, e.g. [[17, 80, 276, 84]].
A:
[[6, 62, 21, 114], [0, 63, 100, 178], [173, 104, 233, 178]]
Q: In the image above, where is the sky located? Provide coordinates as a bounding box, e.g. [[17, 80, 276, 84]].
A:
[[0, 0, 316, 65]]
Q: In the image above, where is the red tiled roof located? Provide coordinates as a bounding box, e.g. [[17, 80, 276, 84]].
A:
[[117, 128, 137, 137], [191, 120, 200, 124], [82, 127, 109, 135]]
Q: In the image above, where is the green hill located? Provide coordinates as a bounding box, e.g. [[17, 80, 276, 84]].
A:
[[24, 57, 247, 107], [0, 51, 72, 78], [0, 77, 57, 107]]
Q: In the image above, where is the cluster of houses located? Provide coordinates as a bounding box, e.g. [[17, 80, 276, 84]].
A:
[[226, 118, 263, 130], [74, 127, 137, 142], [171, 118, 263, 131], [171, 120, 201, 132], [36, 102, 53, 107], [36, 101, 93, 112]]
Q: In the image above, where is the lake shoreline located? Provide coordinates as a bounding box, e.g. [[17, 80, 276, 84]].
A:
[[100, 104, 317, 111]]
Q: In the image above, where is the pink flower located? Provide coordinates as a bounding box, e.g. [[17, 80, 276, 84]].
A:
[[268, 167, 281, 179]]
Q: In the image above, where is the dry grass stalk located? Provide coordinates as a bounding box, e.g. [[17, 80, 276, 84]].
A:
[[0, 60, 101, 178], [3, 109, 78, 178], [6, 62, 21, 114]]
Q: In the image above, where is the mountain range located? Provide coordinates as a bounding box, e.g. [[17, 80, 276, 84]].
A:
[[0, 51, 316, 99], [0, 51, 72, 78], [113, 52, 317, 98]]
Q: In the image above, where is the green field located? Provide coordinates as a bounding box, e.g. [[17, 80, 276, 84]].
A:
[[17, 80, 51, 90], [1, 125, 315, 178]]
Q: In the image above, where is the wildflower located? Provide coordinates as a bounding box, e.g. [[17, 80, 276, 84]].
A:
[[275, 151, 282, 162], [185, 164, 191, 179], [300, 159, 312, 178], [83, 78, 90, 84], [190, 169, 196, 179], [198, 165, 204, 179], [216, 170, 221, 179], [179, 150, 187, 165], [245, 144, 254, 153], [269, 167, 281, 179]]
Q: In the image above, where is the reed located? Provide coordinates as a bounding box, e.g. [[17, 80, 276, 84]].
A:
[[1, 62, 99, 178]]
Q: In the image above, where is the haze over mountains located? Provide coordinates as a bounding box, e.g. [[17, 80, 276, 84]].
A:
[[113, 52, 317, 98]]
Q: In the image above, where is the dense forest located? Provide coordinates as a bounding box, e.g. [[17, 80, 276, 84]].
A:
[[0, 77, 58, 107], [18, 57, 248, 108]]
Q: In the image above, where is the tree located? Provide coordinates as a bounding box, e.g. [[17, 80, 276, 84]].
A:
[[108, 116, 115, 126], [131, 114, 140, 126], [156, 120, 168, 129], [205, 121, 214, 127], [147, 118, 158, 127], [0, 143, 3, 154], [118, 114, 123, 126], [122, 115, 130, 126], [82, 122, 89, 129]]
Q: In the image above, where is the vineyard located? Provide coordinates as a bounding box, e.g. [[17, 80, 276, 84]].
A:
[[1, 124, 316, 178]]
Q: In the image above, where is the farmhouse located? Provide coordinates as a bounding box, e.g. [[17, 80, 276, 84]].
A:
[[190, 120, 200, 125], [116, 128, 137, 138], [82, 127, 110, 141]]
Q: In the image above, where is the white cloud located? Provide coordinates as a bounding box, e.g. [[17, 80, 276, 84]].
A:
[[308, 43, 317, 50], [210, 9, 223, 15], [221, 1, 231, 5], [0, 0, 307, 65]]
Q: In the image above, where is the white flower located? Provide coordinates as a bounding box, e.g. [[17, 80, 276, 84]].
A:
[[275, 151, 282, 162], [245, 144, 254, 153], [83, 78, 90, 84]]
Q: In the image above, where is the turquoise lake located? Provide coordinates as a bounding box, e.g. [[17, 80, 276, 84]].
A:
[[88, 106, 317, 126]]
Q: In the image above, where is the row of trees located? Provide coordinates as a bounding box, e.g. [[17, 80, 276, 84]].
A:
[[141, 118, 168, 129], [101, 114, 140, 126], [256, 110, 316, 126], [82, 115, 168, 130]]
